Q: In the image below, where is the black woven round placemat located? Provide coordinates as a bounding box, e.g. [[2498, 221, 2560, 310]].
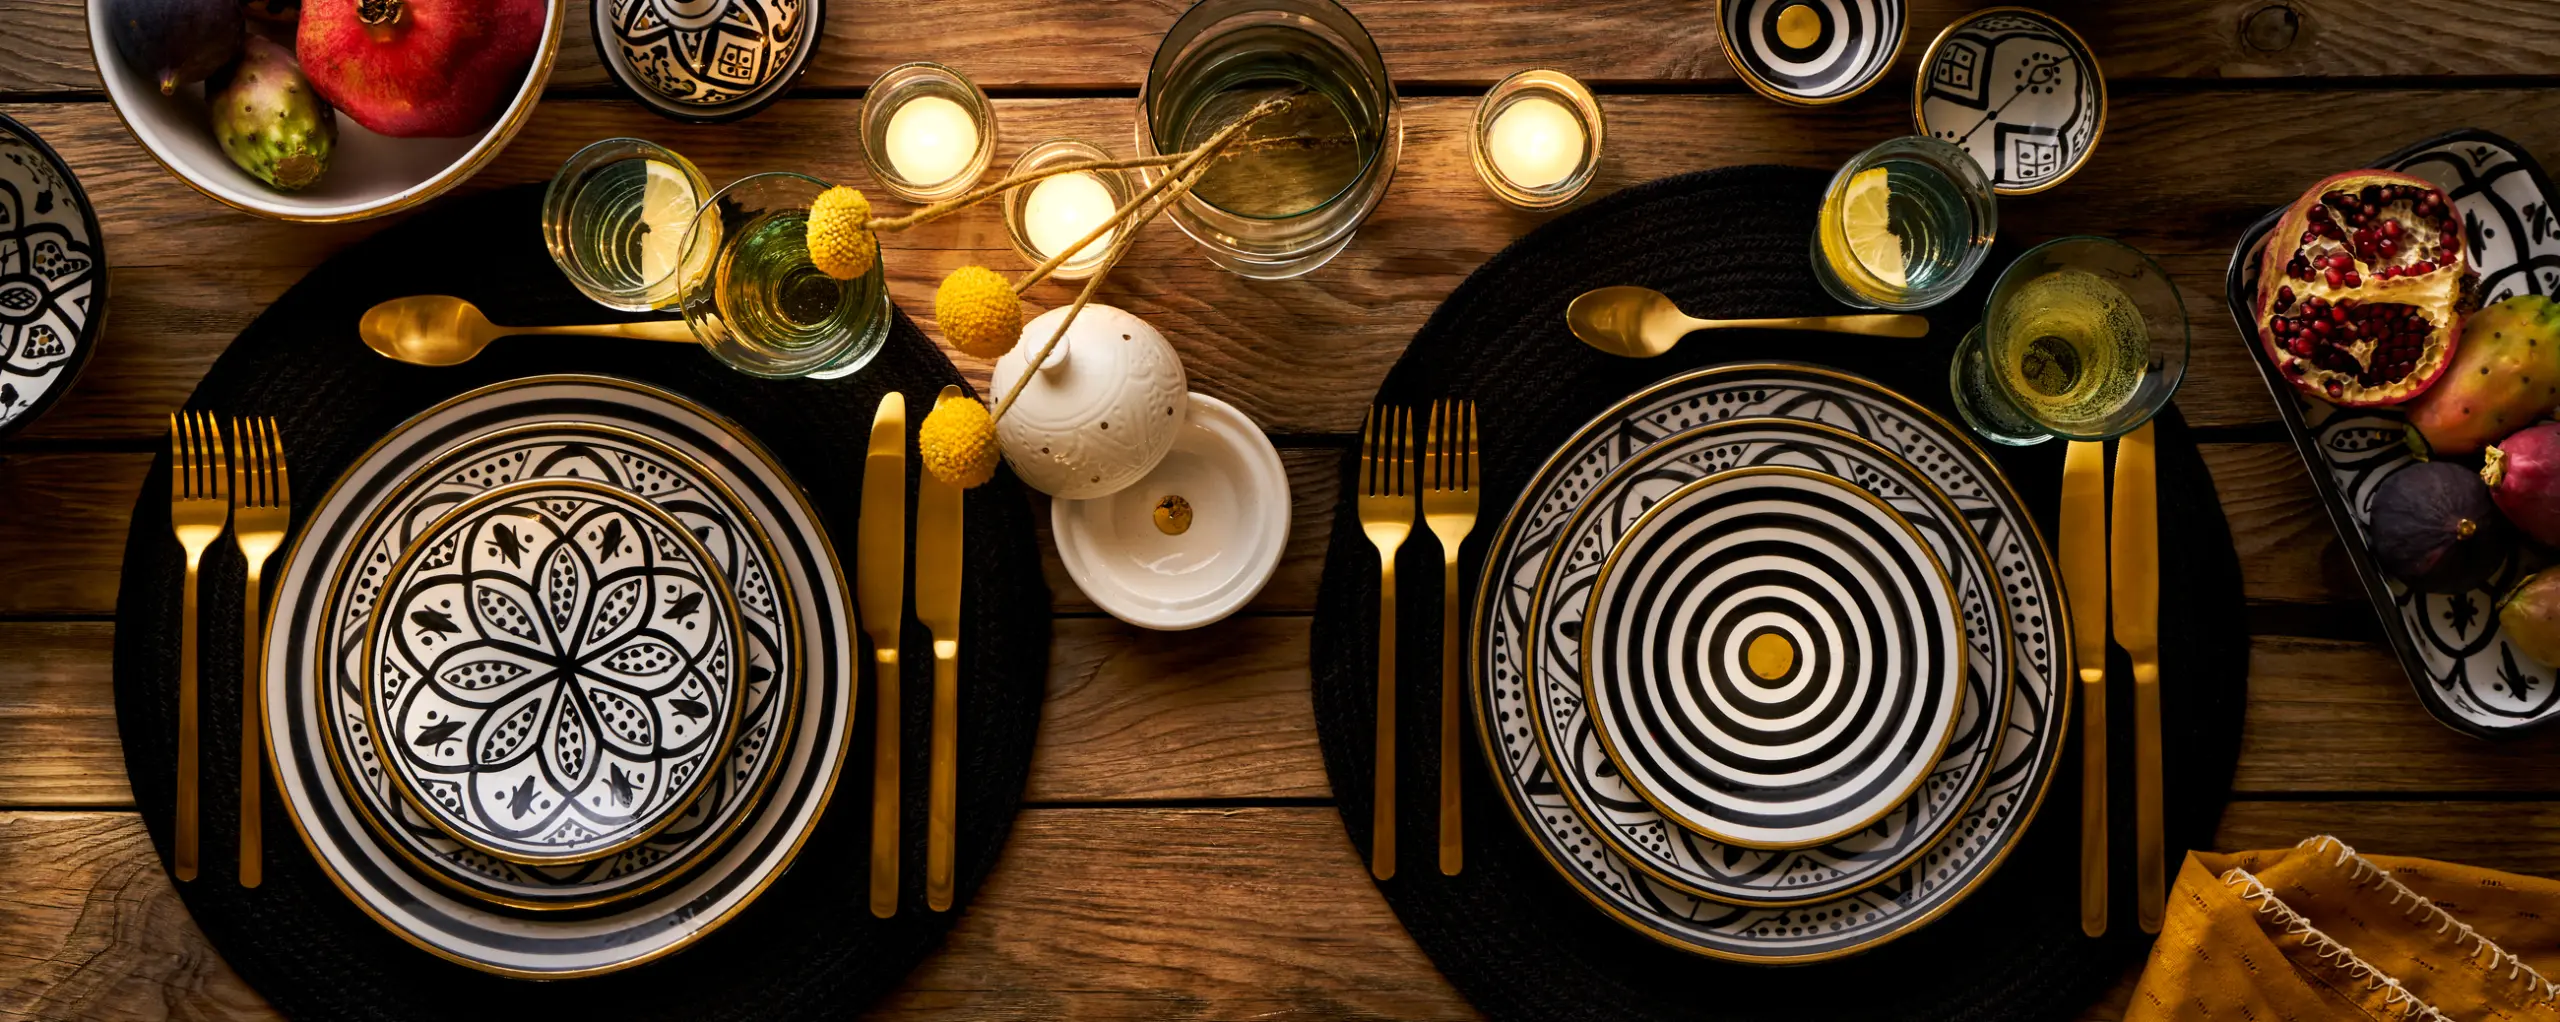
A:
[[1309, 165, 2247, 1020], [111, 184, 1049, 1020]]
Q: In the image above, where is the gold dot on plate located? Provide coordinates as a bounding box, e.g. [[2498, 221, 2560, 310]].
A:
[[1746, 632, 1796, 681], [1775, 4, 1821, 49], [1153, 495, 1194, 535]]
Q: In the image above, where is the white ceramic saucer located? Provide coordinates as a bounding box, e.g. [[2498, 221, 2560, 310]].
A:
[[1052, 393, 1288, 630]]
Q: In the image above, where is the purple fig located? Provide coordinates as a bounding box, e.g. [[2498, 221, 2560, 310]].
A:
[[2369, 460, 2510, 593], [2500, 570, 2560, 669], [107, 0, 242, 95], [2483, 421, 2560, 548]]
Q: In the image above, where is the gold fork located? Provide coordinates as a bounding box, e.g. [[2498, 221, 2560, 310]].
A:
[[230, 417, 288, 888], [1357, 405, 1414, 881], [1421, 400, 1478, 877], [168, 411, 229, 883]]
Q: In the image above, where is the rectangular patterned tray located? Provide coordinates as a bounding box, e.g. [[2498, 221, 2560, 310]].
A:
[[2224, 128, 2560, 739]]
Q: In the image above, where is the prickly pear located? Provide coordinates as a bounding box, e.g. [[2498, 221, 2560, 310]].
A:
[[2500, 570, 2560, 669], [2406, 295, 2560, 458], [106, 0, 241, 95], [209, 35, 334, 192], [2484, 421, 2560, 548]]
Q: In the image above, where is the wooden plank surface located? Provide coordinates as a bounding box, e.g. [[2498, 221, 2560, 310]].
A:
[[14, 0, 2560, 99]]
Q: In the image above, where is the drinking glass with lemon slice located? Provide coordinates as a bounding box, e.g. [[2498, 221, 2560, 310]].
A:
[[1811, 136, 1996, 311], [544, 139, 716, 312]]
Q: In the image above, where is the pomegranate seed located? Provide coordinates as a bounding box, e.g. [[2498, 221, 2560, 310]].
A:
[[2276, 285, 2296, 310], [2328, 253, 2352, 269], [2413, 260, 2435, 274], [2303, 230, 2320, 245], [2326, 268, 2345, 287], [2427, 189, 2446, 206], [2382, 219, 2402, 239], [2309, 205, 2332, 223], [2379, 237, 2398, 257], [2326, 378, 2346, 398], [2291, 337, 2315, 356]]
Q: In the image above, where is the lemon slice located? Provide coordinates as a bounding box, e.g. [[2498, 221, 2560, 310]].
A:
[[1842, 166, 1906, 289], [636, 159, 706, 304]]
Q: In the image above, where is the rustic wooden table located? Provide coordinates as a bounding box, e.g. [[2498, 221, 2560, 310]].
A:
[[7, 1, 2560, 1017]]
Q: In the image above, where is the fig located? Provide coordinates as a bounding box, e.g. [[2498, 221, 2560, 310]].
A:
[[106, 0, 243, 95], [2483, 422, 2560, 548], [242, 0, 299, 22], [2369, 460, 2510, 593], [2499, 571, 2560, 669], [2406, 296, 2560, 458], [2256, 170, 2474, 406], [209, 34, 334, 192], [297, 0, 545, 138]]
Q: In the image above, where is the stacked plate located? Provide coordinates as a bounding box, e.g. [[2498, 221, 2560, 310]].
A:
[[1470, 362, 2072, 963], [259, 374, 854, 978]]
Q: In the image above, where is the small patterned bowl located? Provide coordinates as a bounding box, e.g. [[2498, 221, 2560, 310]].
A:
[[595, 0, 824, 123], [1716, 0, 1905, 106], [1913, 6, 2106, 195], [0, 113, 104, 442]]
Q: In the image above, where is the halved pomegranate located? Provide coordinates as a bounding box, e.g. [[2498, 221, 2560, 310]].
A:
[[2255, 169, 2474, 406]]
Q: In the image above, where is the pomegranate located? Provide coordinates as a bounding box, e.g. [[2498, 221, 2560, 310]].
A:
[[297, 0, 546, 138], [2255, 169, 2474, 406]]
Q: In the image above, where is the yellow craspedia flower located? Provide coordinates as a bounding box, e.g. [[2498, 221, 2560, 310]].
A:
[[935, 265, 1021, 359], [806, 186, 878, 280], [918, 394, 1000, 489]]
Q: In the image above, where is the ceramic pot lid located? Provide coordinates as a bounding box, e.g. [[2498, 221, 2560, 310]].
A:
[[1913, 6, 2106, 195], [1052, 392, 1286, 629], [593, 0, 823, 123], [991, 304, 1190, 500]]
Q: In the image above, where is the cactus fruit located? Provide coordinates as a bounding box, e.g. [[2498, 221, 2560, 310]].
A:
[[2406, 295, 2560, 458], [209, 35, 335, 192]]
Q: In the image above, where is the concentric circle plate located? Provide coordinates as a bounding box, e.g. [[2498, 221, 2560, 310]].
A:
[[1583, 466, 1966, 849], [264, 375, 853, 977], [1473, 363, 2070, 963], [1530, 417, 2007, 905], [365, 477, 746, 866]]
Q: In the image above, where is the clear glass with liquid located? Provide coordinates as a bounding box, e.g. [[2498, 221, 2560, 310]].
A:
[[1811, 135, 1997, 311], [678, 173, 891, 380], [1951, 236, 2190, 446], [1136, 0, 1400, 279], [543, 138, 713, 312]]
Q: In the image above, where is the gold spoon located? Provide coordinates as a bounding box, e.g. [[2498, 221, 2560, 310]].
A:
[[1566, 285, 1930, 358], [359, 295, 697, 367]]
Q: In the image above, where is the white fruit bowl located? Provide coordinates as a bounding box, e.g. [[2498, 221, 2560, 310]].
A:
[[86, 0, 564, 222]]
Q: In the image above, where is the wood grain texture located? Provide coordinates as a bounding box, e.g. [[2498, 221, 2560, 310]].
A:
[[19, 0, 2560, 98], [8, 804, 2560, 1022], [14, 90, 2560, 440]]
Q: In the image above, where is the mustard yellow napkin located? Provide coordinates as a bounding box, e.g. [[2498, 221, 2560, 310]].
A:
[[2130, 836, 2560, 1021]]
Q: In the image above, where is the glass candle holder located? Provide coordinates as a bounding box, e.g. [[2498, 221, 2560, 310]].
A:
[[859, 63, 998, 203], [542, 138, 714, 311], [1809, 135, 1996, 311], [1470, 69, 1602, 210], [1136, 0, 1402, 280], [1004, 140, 1135, 280], [678, 172, 892, 380], [1950, 236, 2190, 446]]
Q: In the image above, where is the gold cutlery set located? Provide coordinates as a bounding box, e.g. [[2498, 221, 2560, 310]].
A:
[[859, 388, 971, 916], [2062, 422, 2165, 936], [1359, 400, 1478, 879], [166, 411, 290, 888]]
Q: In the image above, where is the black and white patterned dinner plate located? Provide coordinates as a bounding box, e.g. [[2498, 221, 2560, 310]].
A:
[[365, 477, 747, 866], [1529, 417, 2007, 904], [1581, 466, 1967, 849], [1913, 7, 2104, 195], [263, 376, 852, 977], [1716, 0, 1904, 106], [2225, 129, 2560, 738], [0, 112, 104, 441], [1474, 363, 2070, 962]]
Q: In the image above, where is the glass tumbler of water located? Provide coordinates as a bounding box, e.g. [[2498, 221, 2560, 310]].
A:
[[543, 138, 714, 312], [1810, 135, 1997, 311], [1949, 236, 2190, 446]]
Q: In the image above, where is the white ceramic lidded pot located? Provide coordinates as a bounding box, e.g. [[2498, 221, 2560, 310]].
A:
[[989, 304, 1190, 499]]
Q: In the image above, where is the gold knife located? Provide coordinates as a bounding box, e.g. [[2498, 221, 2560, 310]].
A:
[[2111, 421, 2164, 935], [915, 386, 966, 913], [2060, 439, 2109, 938], [858, 391, 909, 919]]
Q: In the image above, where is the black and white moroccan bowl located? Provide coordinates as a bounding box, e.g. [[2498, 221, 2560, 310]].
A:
[[1716, 0, 1906, 106], [595, 0, 825, 123], [0, 113, 104, 442]]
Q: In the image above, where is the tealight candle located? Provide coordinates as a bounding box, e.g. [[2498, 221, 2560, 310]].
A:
[[884, 96, 979, 187], [1470, 69, 1605, 210], [1004, 139, 1134, 280]]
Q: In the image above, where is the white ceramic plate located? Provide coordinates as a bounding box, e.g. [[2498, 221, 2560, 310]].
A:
[[1053, 392, 1288, 630], [264, 375, 852, 977]]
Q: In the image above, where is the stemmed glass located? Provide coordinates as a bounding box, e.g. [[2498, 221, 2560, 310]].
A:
[[1950, 236, 2190, 445], [677, 172, 892, 380]]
